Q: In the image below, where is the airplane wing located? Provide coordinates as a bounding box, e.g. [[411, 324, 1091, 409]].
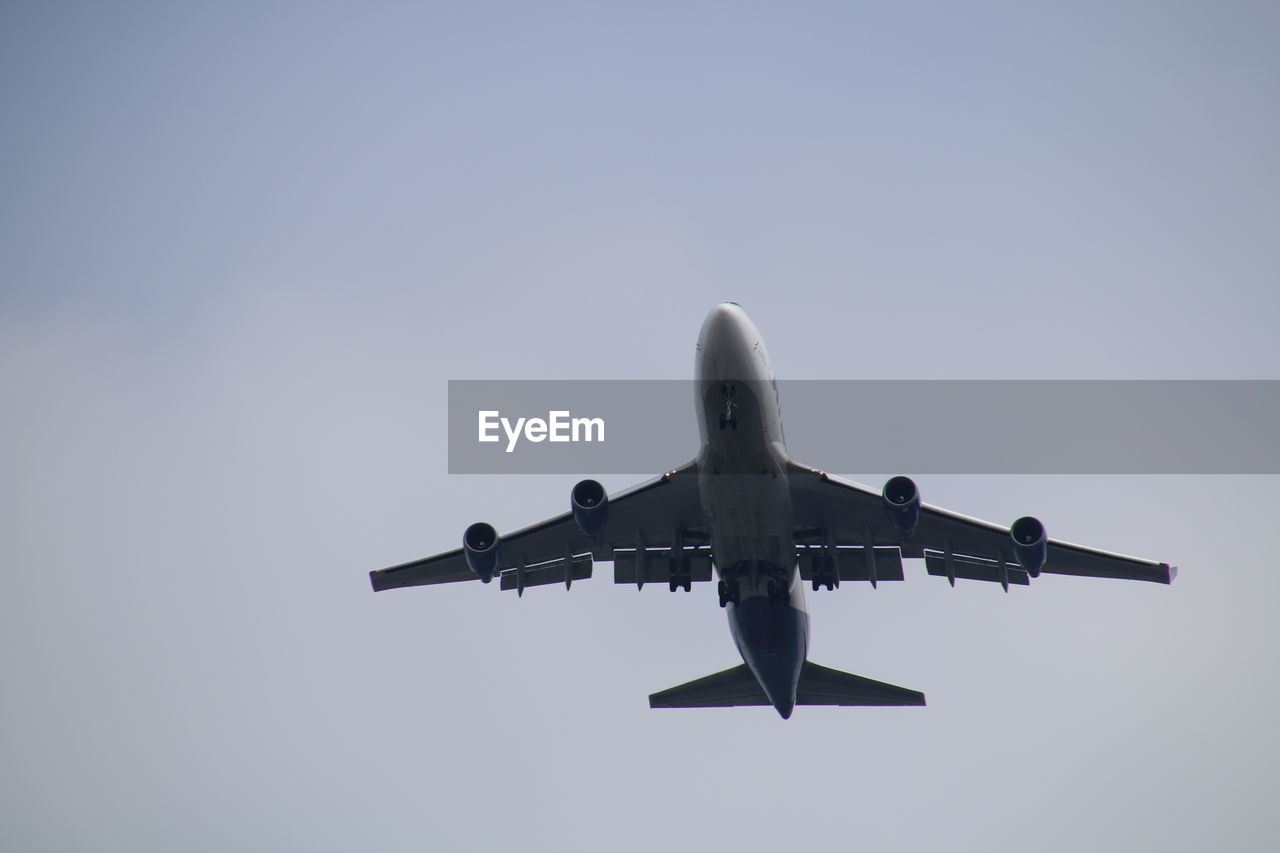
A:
[[787, 461, 1176, 588], [370, 461, 705, 592]]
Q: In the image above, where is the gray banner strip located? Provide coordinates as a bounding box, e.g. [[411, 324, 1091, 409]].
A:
[[447, 380, 1280, 474]]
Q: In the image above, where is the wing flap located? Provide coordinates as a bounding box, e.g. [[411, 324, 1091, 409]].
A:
[[613, 549, 715, 585], [797, 546, 905, 582], [498, 555, 592, 592], [924, 552, 1031, 586]]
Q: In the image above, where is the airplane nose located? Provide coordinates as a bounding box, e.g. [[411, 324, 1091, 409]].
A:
[[697, 302, 764, 385], [699, 302, 748, 349]]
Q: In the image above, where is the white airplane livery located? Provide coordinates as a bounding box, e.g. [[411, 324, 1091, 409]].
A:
[[371, 303, 1175, 718]]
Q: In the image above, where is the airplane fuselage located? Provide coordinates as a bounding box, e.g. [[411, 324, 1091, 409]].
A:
[[694, 303, 807, 718]]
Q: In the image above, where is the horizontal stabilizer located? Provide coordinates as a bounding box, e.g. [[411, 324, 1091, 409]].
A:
[[649, 664, 770, 708], [795, 661, 926, 706], [649, 661, 926, 709]]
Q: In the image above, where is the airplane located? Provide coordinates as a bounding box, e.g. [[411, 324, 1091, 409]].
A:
[[370, 302, 1176, 719]]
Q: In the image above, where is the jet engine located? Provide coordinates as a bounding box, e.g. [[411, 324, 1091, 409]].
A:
[[463, 521, 500, 583], [571, 478, 609, 536], [882, 475, 920, 534], [1010, 516, 1047, 578]]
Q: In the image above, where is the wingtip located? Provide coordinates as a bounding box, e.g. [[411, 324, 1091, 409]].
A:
[[369, 569, 398, 592], [1165, 563, 1178, 583]]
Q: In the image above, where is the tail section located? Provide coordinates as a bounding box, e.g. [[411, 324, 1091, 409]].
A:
[[794, 661, 926, 707], [648, 663, 768, 708], [649, 661, 925, 712]]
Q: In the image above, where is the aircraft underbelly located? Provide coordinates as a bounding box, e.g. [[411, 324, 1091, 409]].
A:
[[700, 464, 793, 576], [697, 377, 795, 585]]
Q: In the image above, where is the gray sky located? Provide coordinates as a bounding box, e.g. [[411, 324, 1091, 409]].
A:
[[3, 2, 1278, 851]]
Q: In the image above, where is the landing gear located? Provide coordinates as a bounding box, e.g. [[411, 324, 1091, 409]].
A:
[[767, 580, 790, 604], [718, 579, 741, 608], [668, 557, 692, 592], [717, 383, 738, 430], [810, 553, 838, 591]]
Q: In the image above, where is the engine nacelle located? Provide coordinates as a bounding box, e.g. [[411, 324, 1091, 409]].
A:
[[882, 475, 920, 534], [1010, 515, 1047, 578], [463, 521, 500, 583], [571, 478, 609, 537]]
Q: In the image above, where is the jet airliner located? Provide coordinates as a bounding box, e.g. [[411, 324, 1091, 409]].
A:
[[370, 303, 1175, 718]]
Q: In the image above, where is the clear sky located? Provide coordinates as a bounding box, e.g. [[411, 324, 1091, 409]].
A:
[[3, 2, 1278, 851]]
